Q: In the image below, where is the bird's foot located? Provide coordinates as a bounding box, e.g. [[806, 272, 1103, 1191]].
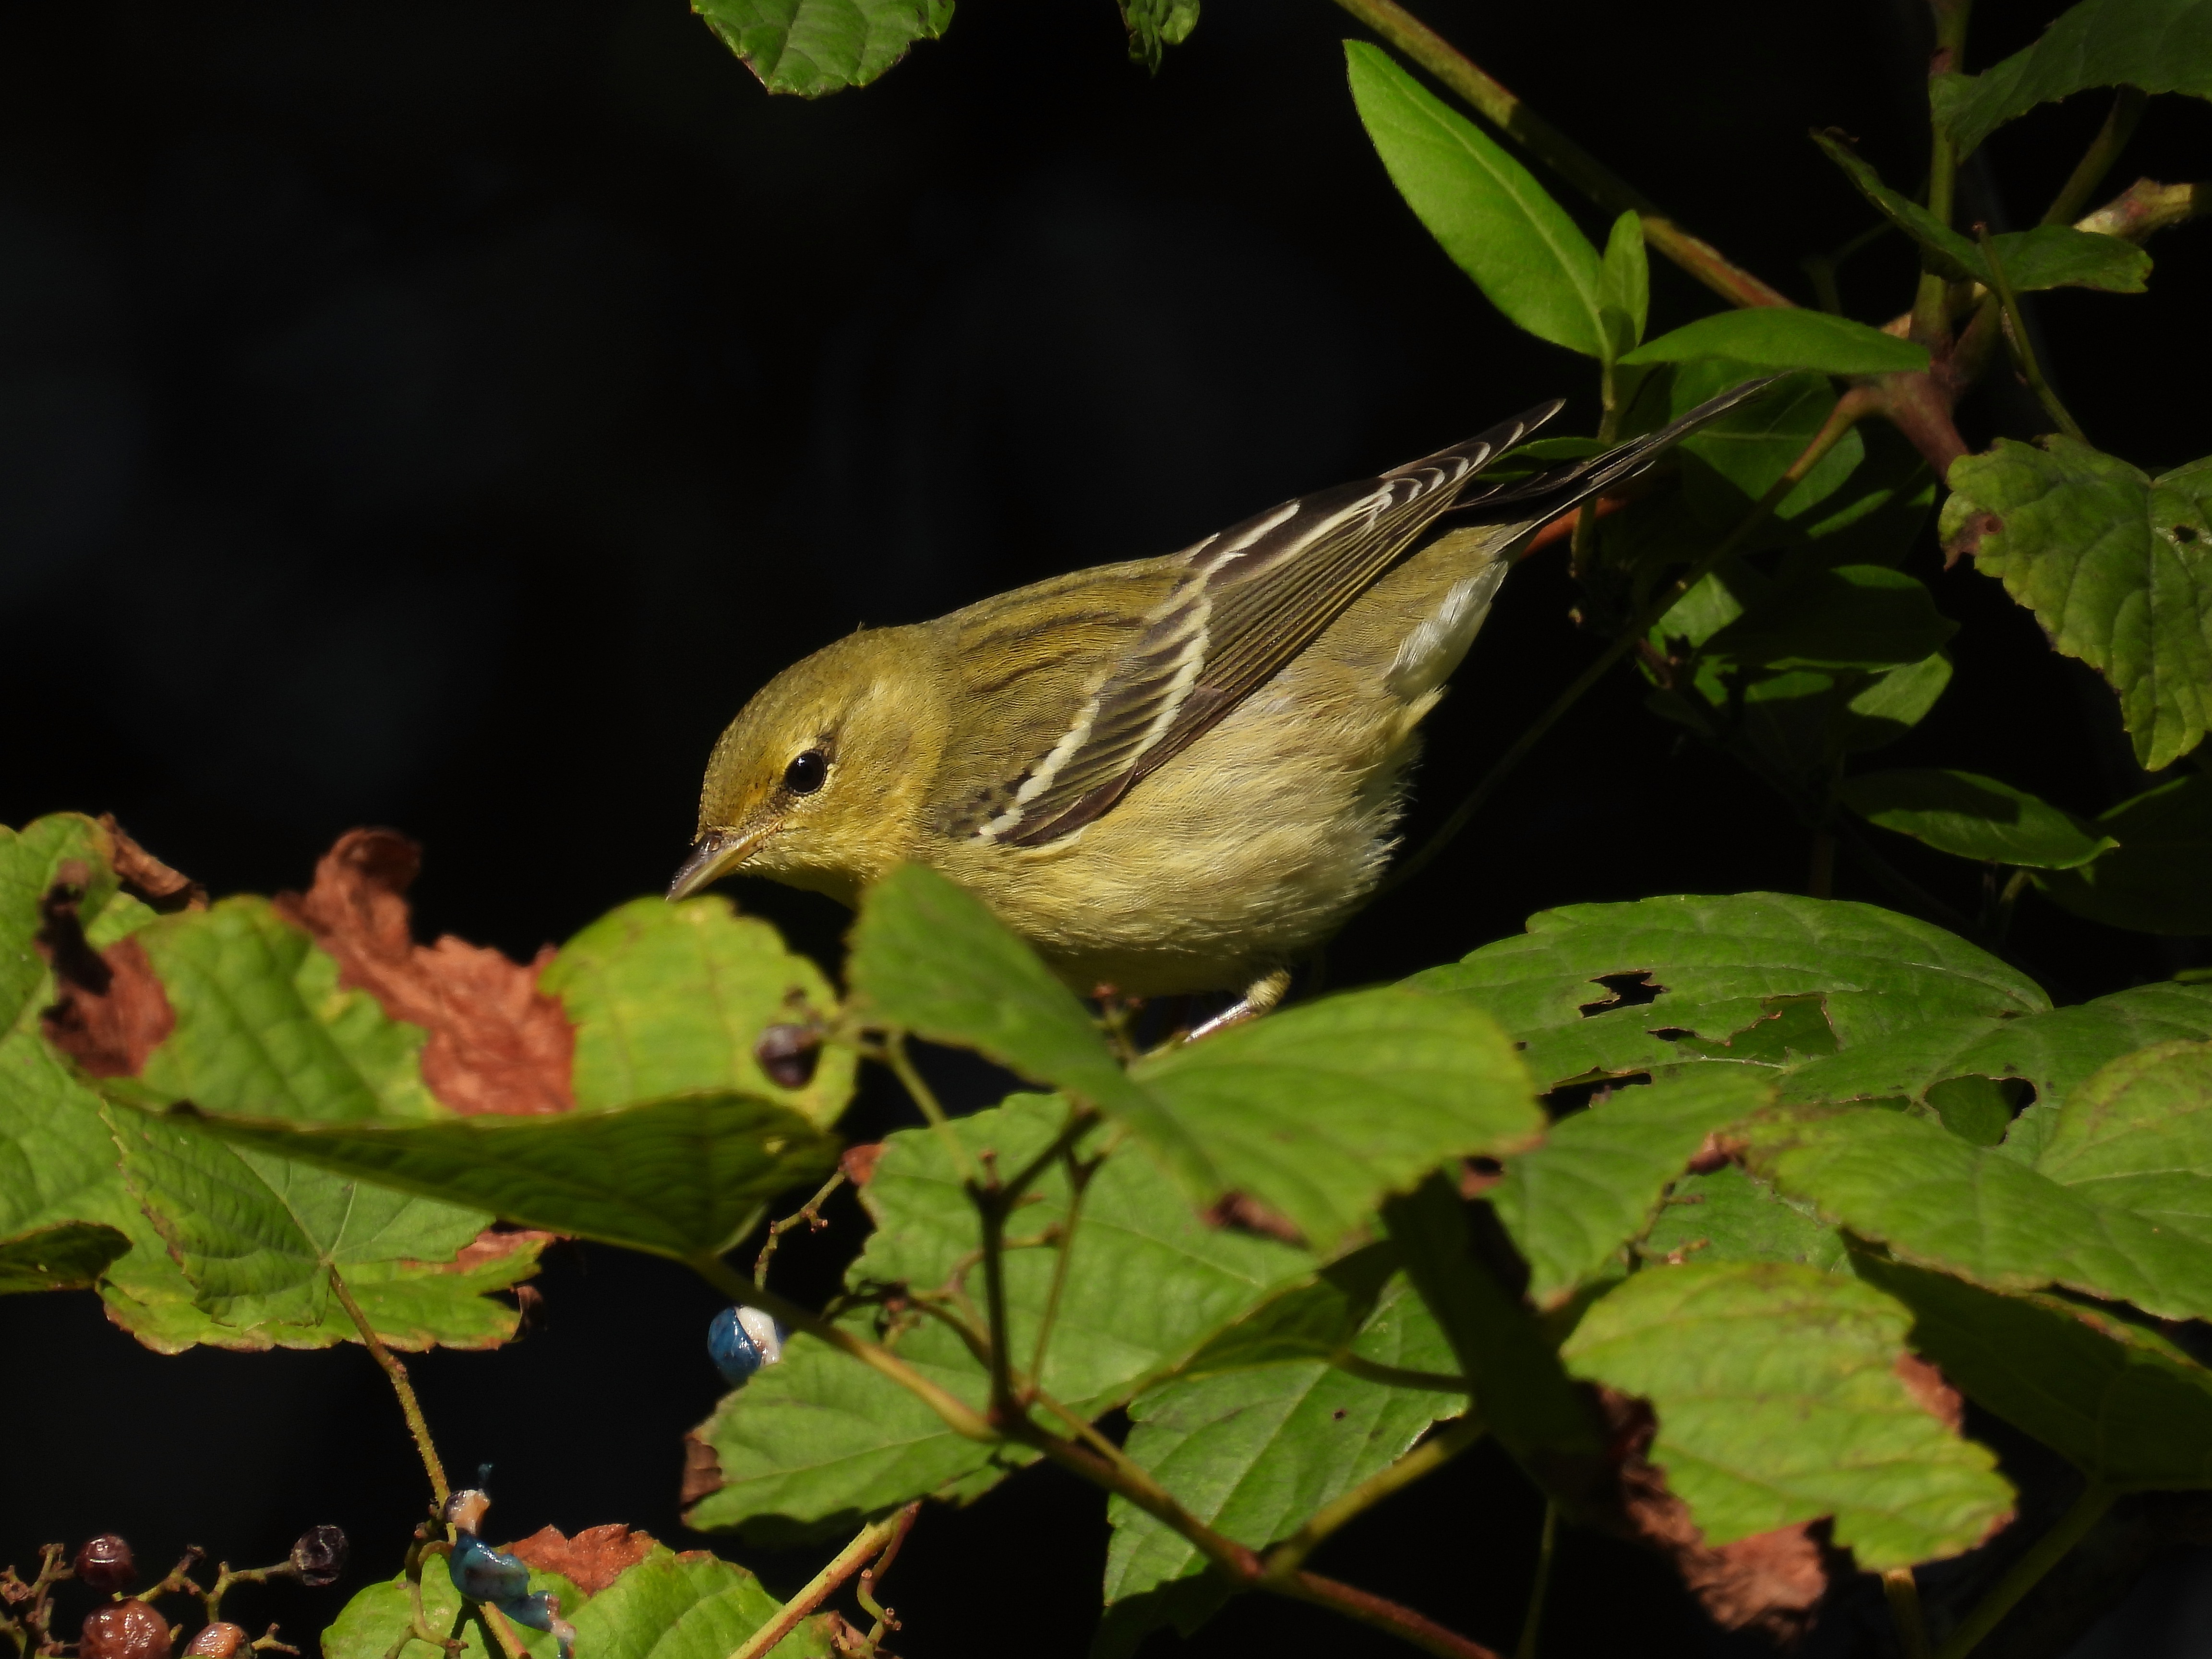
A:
[[1186, 969, 1291, 1043]]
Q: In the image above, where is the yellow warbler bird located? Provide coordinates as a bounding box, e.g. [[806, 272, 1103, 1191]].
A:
[[673, 381, 1770, 1023]]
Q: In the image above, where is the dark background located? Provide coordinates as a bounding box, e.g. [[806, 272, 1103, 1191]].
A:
[[3, 1, 2208, 1655]]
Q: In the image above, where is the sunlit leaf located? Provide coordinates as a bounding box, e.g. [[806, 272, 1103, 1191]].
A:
[[542, 896, 853, 1124], [693, 0, 953, 97], [1856, 1254, 2212, 1490], [1745, 1106, 2212, 1321], [1345, 41, 1605, 356], [1598, 210, 1648, 361], [1492, 1066, 1778, 1307], [1563, 1262, 2012, 1567], [1943, 437, 2212, 770], [1620, 310, 1928, 375], [2036, 1039, 2212, 1246], [1931, 0, 2212, 158], [1408, 893, 2045, 1091], [1839, 769, 2117, 869], [1640, 1166, 1848, 1272]]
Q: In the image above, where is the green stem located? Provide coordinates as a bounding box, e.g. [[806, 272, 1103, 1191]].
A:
[[688, 1255, 996, 1442], [330, 1269, 449, 1506], [1384, 388, 1873, 894], [754, 1172, 846, 1288], [1884, 1567, 1932, 1659], [2043, 87, 2147, 226], [1976, 225, 2087, 442], [1265, 1417, 1486, 1579], [883, 1036, 977, 1185], [1934, 1483, 2116, 1659], [1514, 1502, 1558, 1659], [726, 1509, 914, 1659], [1324, 0, 1789, 310], [1912, 0, 1973, 347]]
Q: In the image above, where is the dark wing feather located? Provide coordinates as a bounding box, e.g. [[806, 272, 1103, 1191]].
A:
[[980, 376, 1781, 848]]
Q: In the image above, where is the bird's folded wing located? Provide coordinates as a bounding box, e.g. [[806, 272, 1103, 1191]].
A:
[[939, 402, 1563, 849]]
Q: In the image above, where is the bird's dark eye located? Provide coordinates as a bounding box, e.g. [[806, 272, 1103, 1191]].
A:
[[783, 750, 828, 794]]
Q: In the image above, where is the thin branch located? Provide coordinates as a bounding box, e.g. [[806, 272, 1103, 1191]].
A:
[[882, 1035, 977, 1185], [1884, 1567, 1932, 1659], [688, 1255, 996, 1442], [726, 1508, 918, 1659], [974, 1158, 1018, 1423], [1265, 1417, 1486, 1578], [1383, 388, 1875, 894], [755, 1172, 846, 1288], [1911, 0, 1974, 347], [330, 1268, 449, 1506], [1278, 1572, 1505, 1659], [1024, 1151, 1099, 1400], [1934, 1484, 2116, 1659], [1975, 224, 2087, 441], [2042, 87, 2148, 226], [854, 1503, 919, 1638], [1515, 1502, 1558, 1659], [1325, 0, 1789, 310], [472, 1606, 531, 1659]]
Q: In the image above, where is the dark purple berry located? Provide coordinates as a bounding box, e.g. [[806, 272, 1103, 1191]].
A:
[[754, 1023, 821, 1089], [80, 1601, 171, 1659], [73, 1536, 136, 1595], [289, 1526, 348, 1588], [183, 1624, 246, 1658]]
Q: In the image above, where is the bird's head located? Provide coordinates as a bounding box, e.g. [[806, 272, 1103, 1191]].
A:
[[670, 627, 948, 908]]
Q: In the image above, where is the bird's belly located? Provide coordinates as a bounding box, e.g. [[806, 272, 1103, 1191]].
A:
[[932, 693, 1419, 997]]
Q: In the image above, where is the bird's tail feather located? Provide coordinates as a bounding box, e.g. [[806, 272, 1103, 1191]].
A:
[[1450, 375, 1784, 528]]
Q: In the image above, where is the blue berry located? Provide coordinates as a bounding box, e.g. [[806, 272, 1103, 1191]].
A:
[[709, 1306, 783, 1386]]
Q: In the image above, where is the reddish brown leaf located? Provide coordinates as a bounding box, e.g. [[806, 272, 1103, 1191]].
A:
[[1197, 1191, 1306, 1246], [1600, 1388, 1829, 1643], [501, 1525, 655, 1596], [97, 816, 206, 913], [840, 1143, 885, 1188], [37, 874, 175, 1078], [1893, 1353, 1965, 1433], [1685, 1131, 1736, 1176], [274, 830, 575, 1116], [436, 1227, 559, 1275], [680, 1434, 727, 1506]]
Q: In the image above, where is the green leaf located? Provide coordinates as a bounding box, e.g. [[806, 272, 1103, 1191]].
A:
[[1407, 893, 2047, 1091], [1383, 1176, 1600, 1490], [1, 814, 122, 1033], [1598, 211, 1648, 361], [1344, 41, 1605, 357], [1561, 1262, 2012, 1567], [566, 1545, 830, 1659], [2037, 771, 2212, 933], [150, 1090, 838, 1262], [111, 898, 441, 1121], [541, 896, 853, 1124], [1492, 1066, 1778, 1307], [1779, 979, 2212, 1120], [1812, 131, 2150, 292], [844, 867, 1192, 1165], [692, 0, 953, 96], [691, 1094, 1310, 1537], [1167, 1245, 1400, 1380], [1640, 1166, 1849, 1272], [111, 1108, 491, 1331], [1854, 1253, 2212, 1491], [1102, 1280, 1462, 1639], [1620, 310, 1929, 375], [324, 1568, 579, 1659], [1931, 0, 2212, 158], [1118, 0, 1198, 71], [1839, 769, 2118, 869], [0, 1220, 129, 1295], [1701, 565, 1958, 672], [1132, 987, 1543, 1250], [1943, 437, 2212, 770], [1839, 652, 1954, 752], [2036, 1039, 2212, 1246], [1744, 1105, 2212, 1322]]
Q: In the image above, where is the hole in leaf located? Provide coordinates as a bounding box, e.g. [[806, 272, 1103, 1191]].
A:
[[1649, 1027, 1693, 1042], [1540, 1071, 1652, 1119], [2176, 523, 2202, 543], [1578, 971, 1666, 1016]]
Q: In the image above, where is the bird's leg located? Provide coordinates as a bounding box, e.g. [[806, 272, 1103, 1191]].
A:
[[1186, 968, 1291, 1042]]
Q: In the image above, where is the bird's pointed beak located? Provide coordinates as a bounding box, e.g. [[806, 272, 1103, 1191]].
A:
[[668, 829, 760, 902]]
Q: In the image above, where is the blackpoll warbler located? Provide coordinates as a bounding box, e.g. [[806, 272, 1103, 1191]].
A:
[[673, 380, 1772, 1022]]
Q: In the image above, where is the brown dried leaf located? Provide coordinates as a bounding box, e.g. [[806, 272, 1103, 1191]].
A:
[[680, 1434, 726, 1505], [37, 876, 175, 1078], [97, 816, 206, 913], [274, 830, 575, 1116], [840, 1142, 885, 1187], [1197, 1190, 1307, 1246], [1892, 1352, 1965, 1433], [501, 1525, 655, 1597], [1600, 1388, 1829, 1643], [436, 1228, 558, 1274]]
